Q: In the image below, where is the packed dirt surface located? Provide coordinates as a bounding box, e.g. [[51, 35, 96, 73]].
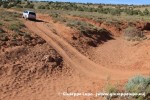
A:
[[1, 10, 150, 100], [67, 15, 150, 71], [25, 14, 150, 79], [89, 37, 150, 70]]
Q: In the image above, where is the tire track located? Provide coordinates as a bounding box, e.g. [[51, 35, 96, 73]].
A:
[[24, 17, 150, 80]]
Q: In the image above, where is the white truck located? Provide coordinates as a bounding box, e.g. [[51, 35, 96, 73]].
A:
[[22, 10, 36, 20]]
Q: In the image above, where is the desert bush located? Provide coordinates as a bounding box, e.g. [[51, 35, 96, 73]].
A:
[[9, 24, 19, 31], [138, 11, 144, 16], [143, 8, 149, 16], [24, 2, 34, 8], [106, 84, 118, 93], [23, 33, 32, 41], [16, 4, 23, 8], [110, 8, 121, 15], [49, 12, 59, 18], [0, 22, 3, 26], [105, 19, 122, 27], [0, 35, 9, 41], [2, 3, 8, 8], [0, 28, 4, 33], [0, 32, 8, 41], [28, 4, 34, 8], [66, 19, 94, 31], [105, 84, 119, 100], [12, 12, 21, 18], [0, 10, 21, 21], [7, 3, 15, 8], [38, 5, 46, 9], [125, 75, 150, 99], [8, 22, 25, 32], [49, 11, 67, 22], [123, 27, 146, 41], [0, 1, 2, 6]]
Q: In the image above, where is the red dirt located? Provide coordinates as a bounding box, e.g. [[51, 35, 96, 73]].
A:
[[66, 15, 123, 36], [1, 10, 150, 100], [67, 15, 150, 37], [25, 14, 150, 79], [89, 37, 150, 70]]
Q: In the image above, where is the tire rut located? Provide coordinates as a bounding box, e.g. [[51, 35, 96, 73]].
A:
[[24, 19, 150, 80]]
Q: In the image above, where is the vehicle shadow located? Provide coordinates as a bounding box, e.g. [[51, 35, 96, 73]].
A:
[[34, 19, 44, 22], [29, 19, 48, 23]]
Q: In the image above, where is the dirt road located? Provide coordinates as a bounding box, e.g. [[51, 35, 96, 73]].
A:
[[2, 9, 150, 100], [24, 14, 150, 80]]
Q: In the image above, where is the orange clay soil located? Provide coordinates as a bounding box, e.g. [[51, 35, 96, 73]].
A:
[[1, 10, 150, 100]]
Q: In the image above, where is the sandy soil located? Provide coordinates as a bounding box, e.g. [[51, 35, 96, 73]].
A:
[[89, 37, 150, 70], [68, 15, 150, 71], [1, 9, 150, 100]]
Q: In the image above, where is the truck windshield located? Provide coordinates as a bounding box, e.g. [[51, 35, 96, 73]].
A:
[[29, 12, 36, 16]]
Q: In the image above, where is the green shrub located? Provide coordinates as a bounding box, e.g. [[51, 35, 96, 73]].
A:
[[105, 19, 122, 27], [105, 84, 119, 99], [110, 8, 121, 15], [2, 3, 8, 8], [0, 33, 9, 41], [0, 35, 9, 41], [16, 4, 23, 8], [7, 4, 15, 8], [106, 84, 118, 93], [0, 22, 3, 26], [143, 8, 149, 16], [123, 27, 146, 41], [125, 75, 150, 99], [28, 4, 34, 8], [49, 12, 59, 18], [49, 12, 66, 22], [0, 29, 4, 33], [12, 12, 21, 18], [9, 24, 18, 31], [38, 5, 46, 9], [8, 22, 25, 32], [24, 3, 34, 8], [66, 19, 94, 32]]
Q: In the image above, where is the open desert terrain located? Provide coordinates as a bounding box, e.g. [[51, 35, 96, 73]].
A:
[[0, 1, 150, 100]]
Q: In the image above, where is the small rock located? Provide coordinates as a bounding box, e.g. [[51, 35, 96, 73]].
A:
[[42, 55, 54, 62]]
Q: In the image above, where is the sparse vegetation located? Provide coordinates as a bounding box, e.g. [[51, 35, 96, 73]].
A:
[[8, 22, 25, 32], [0, 22, 3, 26], [104, 19, 122, 27], [0, 10, 42, 48], [49, 11, 63, 22], [0, 28, 4, 33], [0, 1, 150, 17], [0, 33, 9, 41], [125, 75, 150, 100], [38, 5, 46, 9], [66, 19, 95, 31], [104, 80, 119, 100], [123, 27, 146, 41], [106, 85, 118, 93], [2, 2, 8, 8], [0, 28, 8, 41], [24, 2, 34, 8], [0, 1, 150, 100]]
